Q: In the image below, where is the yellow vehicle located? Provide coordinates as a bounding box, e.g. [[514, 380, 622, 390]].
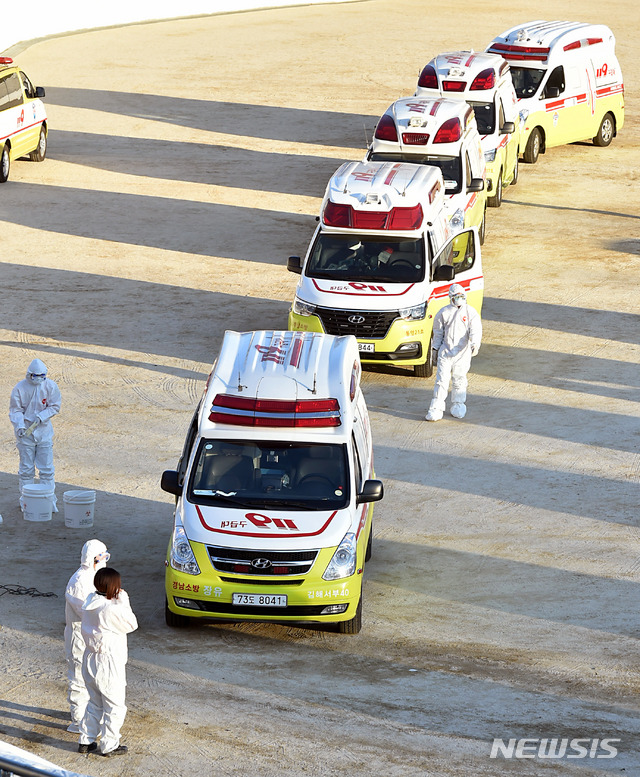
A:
[[161, 330, 383, 634], [0, 57, 47, 182], [487, 21, 624, 163], [288, 161, 484, 378]]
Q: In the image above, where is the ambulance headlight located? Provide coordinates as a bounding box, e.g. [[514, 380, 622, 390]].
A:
[[293, 297, 316, 317], [519, 108, 529, 124], [323, 533, 357, 580], [484, 148, 497, 162], [450, 208, 465, 231], [170, 526, 200, 575], [399, 302, 426, 320]]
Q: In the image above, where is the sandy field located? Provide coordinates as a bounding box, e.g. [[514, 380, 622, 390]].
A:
[[0, 1, 639, 775]]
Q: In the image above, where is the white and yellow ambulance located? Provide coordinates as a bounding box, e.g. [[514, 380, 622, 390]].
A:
[[366, 96, 487, 241], [161, 330, 383, 634], [487, 21, 624, 163], [0, 57, 47, 183], [287, 160, 483, 378], [415, 51, 520, 208]]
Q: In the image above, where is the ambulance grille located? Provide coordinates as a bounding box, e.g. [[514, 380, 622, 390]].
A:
[[207, 546, 318, 576], [316, 307, 399, 338]]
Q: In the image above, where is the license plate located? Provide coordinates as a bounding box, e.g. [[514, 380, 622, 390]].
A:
[[358, 343, 374, 353], [232, 593, 287, 607]]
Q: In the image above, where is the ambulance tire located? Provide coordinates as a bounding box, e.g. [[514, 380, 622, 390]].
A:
[[165, 597, 191, 628], [365, 524, 373, 562], [414, 336, 434, 378], [523, 128, 541, 164], [510, 154, 519, 186], [0, 145, 9, 183], [338, 594, 362, 634], [593, 113, 614, 147], [29, 125, 47, 162], [488, 171, 502, 208]]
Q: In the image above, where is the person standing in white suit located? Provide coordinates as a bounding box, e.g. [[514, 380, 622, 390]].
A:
[[426, 284, 482, 421], [79, 567, 138, 757], [64, 539, 110, 733], [9, 358, 61, 510]]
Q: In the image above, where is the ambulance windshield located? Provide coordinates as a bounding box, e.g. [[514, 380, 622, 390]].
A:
[[306, 234, 426, 283], [469, 102, 495, 135], [369, 152, 462, 193], [189, 439, 349, 510], [510, 67, 545, 99]]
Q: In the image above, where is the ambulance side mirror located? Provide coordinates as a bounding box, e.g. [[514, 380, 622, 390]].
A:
[[287, 256, 302, 274], [433, 265, 455, 281], [356, 479, 384, 505], [500, 121, 515, 135], [545, 85, 560, 99], [467, 178, 484, 193], [35, 86, 45, 98], [161, 470, 183, 496]]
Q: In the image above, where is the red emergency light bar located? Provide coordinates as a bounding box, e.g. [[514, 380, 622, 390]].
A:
[[563, 37, 603, 51], [417, 64, 438, 89], [0, 57, 14, 65], [443, 80, 466, 92], [488, 43, 549, 62], [209, 394, 342, 427], [470, 68, 496, 91], [402, 132, 430, 145], [323, 201, 424, 231]]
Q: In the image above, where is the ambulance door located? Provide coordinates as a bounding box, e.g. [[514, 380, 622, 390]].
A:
[[498, 95, 517, 179], [540, 65, 573, 147], [19, 71, 42, 150], [0, 72, 26, 156], [432, 228, 483, 315]]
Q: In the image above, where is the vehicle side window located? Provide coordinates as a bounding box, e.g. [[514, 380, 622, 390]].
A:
[[465, 152, 472, 186], [177, 404, 201, 485], [498, 99, 506, 130], [435, 231, 476, 275], [544, 66, 565, 97], [352, 433, 363, 490], [20, 71, 35, 99], [0, 73, 24, 111]]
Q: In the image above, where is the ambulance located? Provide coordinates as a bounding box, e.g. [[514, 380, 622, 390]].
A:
[[0, 57, 47, 183], [415, 51, 520, 208], [287, 160, 483, 378], [161, 330, 383, 634], [366, 96, 487, 241], [487, 21, 624, 163]]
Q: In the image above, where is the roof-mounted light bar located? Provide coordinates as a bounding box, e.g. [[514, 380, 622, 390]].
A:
[[209, 394, 341, 427], [323, 201, 424, 230]]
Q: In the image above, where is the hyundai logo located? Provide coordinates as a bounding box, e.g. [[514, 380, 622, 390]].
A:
[[251, 558, 272, 569], [348, 315, 366, 324]]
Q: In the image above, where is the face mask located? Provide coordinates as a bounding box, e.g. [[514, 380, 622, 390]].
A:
[[94, 551, 110, 570], [451, 295, 465, 307], [29, 373, 46, 385]]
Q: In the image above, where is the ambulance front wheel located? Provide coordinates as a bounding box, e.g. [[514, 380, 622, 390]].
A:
[[165, 597, 191, 628], [593, 113, 614, 147], [488, 170, 502, 208], [0, 145, 10, 183], [29, 125, 47, 162], [523, 128, 542, 164], [337, 594, 362, 634], [414, 338, 434, 378]]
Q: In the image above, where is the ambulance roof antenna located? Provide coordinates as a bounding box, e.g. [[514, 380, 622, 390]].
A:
[[363, 122, 370, 148], [237, 371, 246, 392]]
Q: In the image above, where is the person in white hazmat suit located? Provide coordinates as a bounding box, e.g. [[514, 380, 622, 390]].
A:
[[64, 540, 110, 733], [9, 358, 61, 510], [79, 567, 138, 757], [426, 284, 482, 421]]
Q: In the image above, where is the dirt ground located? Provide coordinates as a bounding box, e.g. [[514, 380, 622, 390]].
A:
[[0, 1, 639, 775]]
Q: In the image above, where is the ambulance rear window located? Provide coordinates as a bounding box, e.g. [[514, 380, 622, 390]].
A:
[[469, 101, 496, 135], [509, 67, 545, 99], [307, 234, 426, 284], [369, 152, 462, 194]]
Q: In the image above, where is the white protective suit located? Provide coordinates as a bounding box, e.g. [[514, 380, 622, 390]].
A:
[[64, 540, 109, 732], [9, 358, 62, 509], [426, 288, 482, 421], [79, 588, 138, 754]]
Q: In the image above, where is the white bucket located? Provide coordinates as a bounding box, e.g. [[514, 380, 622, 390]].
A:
[[63, 490, 96, 529], [21, 483, 55, 522]]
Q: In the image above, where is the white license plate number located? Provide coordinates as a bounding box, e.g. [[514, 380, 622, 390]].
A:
[[358, 343, 374, 353], [232, 593, 287, 607]]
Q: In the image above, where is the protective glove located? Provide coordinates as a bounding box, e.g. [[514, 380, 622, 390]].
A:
[[17, 427, 26, 438], [471, 345, 479, 357]]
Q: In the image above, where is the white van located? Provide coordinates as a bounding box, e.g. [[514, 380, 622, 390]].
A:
[[366, 96, 487, 241], [161, 330, 383, 634], [415, 51, 520, 208], [0, 57, 47, 183], [487, 21, 625, 163], [287, 160, 484, 378]]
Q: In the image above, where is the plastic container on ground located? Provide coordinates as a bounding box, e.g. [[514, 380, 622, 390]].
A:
[[21, 483, 55, 522], [63, 490, 96, 529]]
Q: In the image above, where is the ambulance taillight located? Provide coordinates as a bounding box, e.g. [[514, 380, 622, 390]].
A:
[[402, 132, 430, 145], [374, 114, 398, 142], [470, 68, 496, 90], [417, 64, 438, 88], [433, 118, 462, 143], [209, 395, 342, 428], [443, 80, 466, 92]]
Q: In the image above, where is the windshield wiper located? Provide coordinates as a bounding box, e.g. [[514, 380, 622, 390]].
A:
[[193, 490, 255, 508]]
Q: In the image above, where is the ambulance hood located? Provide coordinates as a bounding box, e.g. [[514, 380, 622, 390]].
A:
[[299, 275, 426, 312], [180, 500, 354, 550]]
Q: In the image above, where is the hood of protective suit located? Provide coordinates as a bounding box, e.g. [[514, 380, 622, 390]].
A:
[[80, 539, 108, 568], [27, 358, 47, 378]]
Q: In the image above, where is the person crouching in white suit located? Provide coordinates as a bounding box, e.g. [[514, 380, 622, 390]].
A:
[[426, 284, 482, 421], [64, 539, 110, 733], [9, 358, 61, 510], [79, 567, 138, 757]]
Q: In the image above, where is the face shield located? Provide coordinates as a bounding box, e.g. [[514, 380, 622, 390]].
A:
[[94, 551, 111, 570]]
